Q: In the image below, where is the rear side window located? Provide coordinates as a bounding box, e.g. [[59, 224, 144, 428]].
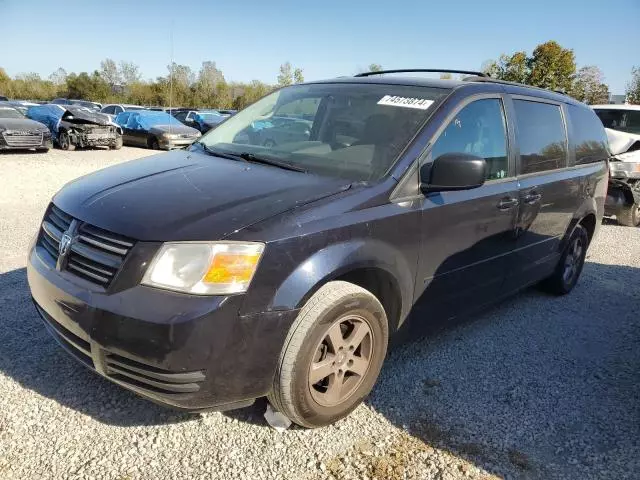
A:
[[430, 98, 509, 180], [567, 105, 609, 164], [514, 100, 567, 174]]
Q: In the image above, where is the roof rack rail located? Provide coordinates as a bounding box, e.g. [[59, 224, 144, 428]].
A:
[[355, 69, 489, 78], [462, 76, 570, 97]]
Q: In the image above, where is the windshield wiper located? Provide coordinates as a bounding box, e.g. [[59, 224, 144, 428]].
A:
[[193, 142, 241, 161], [235, 152, 307, 173], [194, 143, 306, 173]]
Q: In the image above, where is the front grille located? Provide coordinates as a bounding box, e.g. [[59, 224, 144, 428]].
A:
[[3, 131, 43, 147], [35, 303, 205, 395], [37, 204, 135, 288]]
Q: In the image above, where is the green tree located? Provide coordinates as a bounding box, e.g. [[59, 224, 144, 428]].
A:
[[487, 52, 528, 83], [570, 66, 610, 104], [66, 71, 111, 101], [48, 68, 67, 86], [293, 68, 304, 84], [368, 63, 383, 72], [439, 72, 453, 80], [277, 62, 293, 87], [527, 41, 576, 91], [627, 66, 640, 104]]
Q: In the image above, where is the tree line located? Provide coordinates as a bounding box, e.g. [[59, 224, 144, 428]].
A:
[[0, 60, 305, 110], [1, 41, 639, 107]]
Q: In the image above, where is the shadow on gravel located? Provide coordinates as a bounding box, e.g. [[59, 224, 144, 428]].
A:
[[0, 268, 199, 427], [1, 259, 638, 477], [366, 260, 640, 479]]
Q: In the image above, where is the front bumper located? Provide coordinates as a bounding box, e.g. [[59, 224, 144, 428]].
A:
[[27, 245, 298, 411], [158, 137, 199, 150], [0, 132, 52, 150], [68, 131, 120, 149]]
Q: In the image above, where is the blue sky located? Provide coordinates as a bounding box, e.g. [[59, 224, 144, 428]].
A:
[[1, 0, 638, 93]]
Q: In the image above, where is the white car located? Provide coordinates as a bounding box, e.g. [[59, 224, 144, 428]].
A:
[[593, 104, 640, 226], [100, 104, 146, 121]]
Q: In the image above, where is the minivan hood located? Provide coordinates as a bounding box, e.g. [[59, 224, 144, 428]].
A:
[[53, 149, 349, 241]]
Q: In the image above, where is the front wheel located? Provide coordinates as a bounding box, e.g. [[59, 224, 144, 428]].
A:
[[268, 281, 388, 428], [112, 136, 123, 150], [148, 137, 160, 150], [58, 131, 75, 151], [617, 203, 640, 227]]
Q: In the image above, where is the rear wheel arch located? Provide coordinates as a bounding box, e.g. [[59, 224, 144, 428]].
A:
[[578, 213, 597, 244]]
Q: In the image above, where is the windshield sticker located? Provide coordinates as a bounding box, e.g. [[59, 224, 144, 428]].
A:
[[377, 95, 434, 110]]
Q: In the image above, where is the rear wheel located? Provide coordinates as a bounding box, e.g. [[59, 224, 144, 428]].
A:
[[268, 281, 388, 428], [58, 131, 75, 151], [112, 136, 123, 150], [617, 203, 640, 227], [540, 224, 588, 295]]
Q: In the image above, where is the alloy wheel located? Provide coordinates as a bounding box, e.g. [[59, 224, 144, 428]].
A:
[[308, 315, 373, 407], [563, 236, 584, 284]]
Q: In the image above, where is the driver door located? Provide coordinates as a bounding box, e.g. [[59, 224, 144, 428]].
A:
[[415, 95, 520, 317]]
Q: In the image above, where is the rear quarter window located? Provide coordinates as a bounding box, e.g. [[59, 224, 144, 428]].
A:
[[568, 105, 609, 165]]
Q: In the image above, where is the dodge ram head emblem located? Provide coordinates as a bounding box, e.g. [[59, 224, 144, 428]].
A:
[[59, 233, 72, 257]]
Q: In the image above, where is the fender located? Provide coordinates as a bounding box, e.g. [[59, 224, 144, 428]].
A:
[[270, 239, 415, 329]]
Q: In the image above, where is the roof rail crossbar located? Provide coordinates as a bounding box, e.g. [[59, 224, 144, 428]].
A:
[[355, 69, 489, 78], [462, 76, 570, 97]]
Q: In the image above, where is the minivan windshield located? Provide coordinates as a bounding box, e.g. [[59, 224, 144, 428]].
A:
[[196, 83, 449, 181]]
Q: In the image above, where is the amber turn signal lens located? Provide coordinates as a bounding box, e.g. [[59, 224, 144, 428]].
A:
[[203, 253, 262, 285]]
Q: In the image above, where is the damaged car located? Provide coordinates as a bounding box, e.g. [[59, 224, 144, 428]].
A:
[[27, 105, 123, 151], [115, 110, 201, 150], [0, 104, 52, 152], [593, 104, 640, 226]]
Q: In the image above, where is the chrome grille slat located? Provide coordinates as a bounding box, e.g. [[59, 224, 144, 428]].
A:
[[80, 224, 134, 247], [2, 132, 43, 147], [78, 234, 128, 255], [67, 262, 111, 284], [36, 204, 135, 288]]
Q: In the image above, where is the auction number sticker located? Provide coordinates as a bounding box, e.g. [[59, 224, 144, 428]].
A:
[[377, 95, 434, 110]]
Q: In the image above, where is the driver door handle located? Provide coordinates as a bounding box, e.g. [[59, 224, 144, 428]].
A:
[[497, 197, 519, 210]]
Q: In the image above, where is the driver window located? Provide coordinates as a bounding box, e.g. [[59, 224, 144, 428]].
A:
[[430, 98, 509, 180]]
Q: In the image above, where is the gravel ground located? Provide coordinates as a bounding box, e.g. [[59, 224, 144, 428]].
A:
[[0, 147, 638, 480]]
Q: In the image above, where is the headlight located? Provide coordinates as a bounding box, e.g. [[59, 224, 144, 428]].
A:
[[163, 133, 180, 139], [142, 242, 264, 295]]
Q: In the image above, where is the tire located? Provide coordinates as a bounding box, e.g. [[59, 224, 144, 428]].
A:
[[617, 203, 640, 227], [540, 224, 588, 295], [149, 137, 160, 150], [58, 131, 75, 151], [268, 281, 388, 428], [112, 136, 123, 150]]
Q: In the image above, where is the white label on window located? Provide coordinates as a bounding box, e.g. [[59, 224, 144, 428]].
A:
[[377, 95, 434, 110]]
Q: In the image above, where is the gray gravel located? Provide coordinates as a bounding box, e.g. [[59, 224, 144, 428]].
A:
[[0, 148, 639, 480]]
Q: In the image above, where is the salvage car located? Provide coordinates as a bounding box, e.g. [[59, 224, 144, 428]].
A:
[[100, 104, 146, 120], [175, 109, 230, 133], [0, 100, 40, 115], [0, 104, 52, 152], [593, 104, 640, 226], [115, 110, 201, 150], [28, 69, 607, 428], [52, 98, 102, 111], [27, 104, 122, 150]]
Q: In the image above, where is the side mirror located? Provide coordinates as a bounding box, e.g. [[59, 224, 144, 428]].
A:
[[420, 153, 487, 193]]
